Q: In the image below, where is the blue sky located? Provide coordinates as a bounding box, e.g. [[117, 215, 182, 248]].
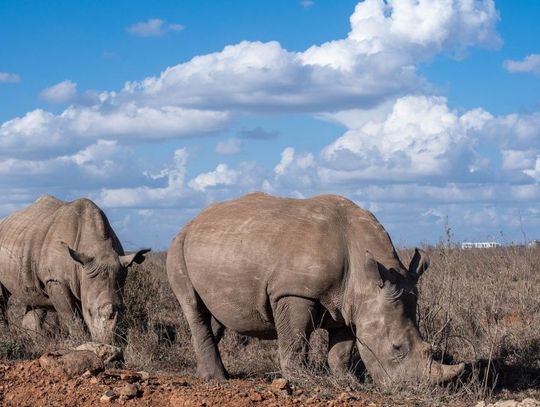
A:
[[2, 0, 540, 250]]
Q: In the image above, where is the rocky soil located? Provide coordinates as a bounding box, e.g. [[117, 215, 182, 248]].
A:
[[1, 357, 539, 407], [0, 358, 379, 407]]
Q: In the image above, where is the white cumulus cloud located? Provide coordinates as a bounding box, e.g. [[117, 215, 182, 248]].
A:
[[215, 138, 242, 155], [188, 164, 239, 192], [99, 148, 189, 207], [0, 72, 20, 83], [40, 80, 78, 103], [124, 0, 499, 112], [0, 0, 500, 163], [300, 1, 314, 9], [126, 19, 184, 37], [320, 95, 489, 182], [523, 157, 540, 182], [0, 104, 230, 158], [503, 54, 540, 75]]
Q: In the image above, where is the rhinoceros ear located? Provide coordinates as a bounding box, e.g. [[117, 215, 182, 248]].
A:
[[365, 251, 385, 288], [408, 248, 429, 283], [60, 241, 94, 266], [119, 248, 151, 268]]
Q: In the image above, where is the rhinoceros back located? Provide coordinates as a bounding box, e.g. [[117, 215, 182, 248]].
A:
[[0, 195, 121, 302], [176, 192, 405, 336], [179, 193, 354, 335], [0, 196, 65, 296]]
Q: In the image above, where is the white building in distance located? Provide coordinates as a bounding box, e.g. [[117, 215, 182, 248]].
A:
[[461, 242, 501, 249], [528, 240, 540, 248]]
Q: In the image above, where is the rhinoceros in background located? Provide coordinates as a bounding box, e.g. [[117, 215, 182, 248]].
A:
[[0, 195, 150, 344], [167, 192, 464, 387]]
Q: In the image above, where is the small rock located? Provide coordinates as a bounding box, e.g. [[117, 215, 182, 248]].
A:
[[81, 370, 93, 379], [116, 383, 139, 399], [172, 380, 189, 388], [137, 371, 150, 381], [495, 401, 519, 407], [120, 372, 140, 382], [90, 377, 99, 384], [100, 389, 117, 403], [293, 388, 304, 396], [249, 391, 263, 402], [272, 378, 289, 391], [75, 342, 122, 364], [39, 350, 104, 378], [338, 392, 353, 401], [475, 402, 486, 407], [519, 399, 540, 407]]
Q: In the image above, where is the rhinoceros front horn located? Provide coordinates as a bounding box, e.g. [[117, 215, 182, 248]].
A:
[[428, 360, 465, 384]]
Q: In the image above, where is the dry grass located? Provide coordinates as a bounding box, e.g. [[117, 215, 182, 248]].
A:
[[1, 245, 539, 405]]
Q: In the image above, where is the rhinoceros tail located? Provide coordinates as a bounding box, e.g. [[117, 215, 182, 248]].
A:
[[166, 228, 209, 318], [256, 281, 273, 324], [166, 229, 190, 295]]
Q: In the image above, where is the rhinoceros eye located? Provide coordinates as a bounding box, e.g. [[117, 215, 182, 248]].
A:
[[391, 342, 409, 360]]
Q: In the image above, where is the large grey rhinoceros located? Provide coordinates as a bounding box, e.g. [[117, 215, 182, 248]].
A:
[[0, 195, 150, 344], [167, 192, 464, 386]]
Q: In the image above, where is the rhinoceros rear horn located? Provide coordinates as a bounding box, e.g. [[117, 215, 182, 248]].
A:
[[119, 248, 151, 268], [60, 241, 94, 266], [408, 248, 429, 283]]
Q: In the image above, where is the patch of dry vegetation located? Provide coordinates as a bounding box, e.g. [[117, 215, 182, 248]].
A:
[[1, 245, 539, 405]]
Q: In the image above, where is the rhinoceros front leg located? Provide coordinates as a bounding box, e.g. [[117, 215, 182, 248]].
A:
[[327, 326, 355, 375], [46, 281, 85, 339], [274, 296, 317, 376], [21, 307, 47, 338]]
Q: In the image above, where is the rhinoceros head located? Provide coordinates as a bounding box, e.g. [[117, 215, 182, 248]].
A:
[[63, 242, 150, 344], [351, 249, 464, 387]]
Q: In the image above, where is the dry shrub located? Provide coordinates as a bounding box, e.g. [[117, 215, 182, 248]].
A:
[[125, 247, 539, 404], [122, 251, 195, 373], [414, 244, 540, 400], [1, 245, 539, 405]]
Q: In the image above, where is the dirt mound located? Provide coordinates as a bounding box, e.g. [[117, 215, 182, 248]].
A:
[[0, 360, 374, 406]]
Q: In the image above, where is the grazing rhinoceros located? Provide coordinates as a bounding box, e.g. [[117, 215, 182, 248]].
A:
[[0, 195, 150, 344], [167, 192, 464, 386]]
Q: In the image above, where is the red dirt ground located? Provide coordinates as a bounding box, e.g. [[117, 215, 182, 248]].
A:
[[0, 360, 381, 406]]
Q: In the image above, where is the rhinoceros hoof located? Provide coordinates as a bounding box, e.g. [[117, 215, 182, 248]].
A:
[[39, 350, 104, 378], [196, 367, 228, 381]]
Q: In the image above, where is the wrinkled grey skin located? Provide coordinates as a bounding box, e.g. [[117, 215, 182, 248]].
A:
[[0, 195, 150, 344], [167, 192, 464, 387]]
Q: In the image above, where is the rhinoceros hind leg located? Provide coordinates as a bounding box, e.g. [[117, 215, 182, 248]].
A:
[[169, 276, 227, 379], [21, 307, 47, 338], [327, 326, 355, 375], [210, 316, 225, 344], [274, 296, 317, 376], [0, 284, 10, 325], [186, 300, 227, 380]]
